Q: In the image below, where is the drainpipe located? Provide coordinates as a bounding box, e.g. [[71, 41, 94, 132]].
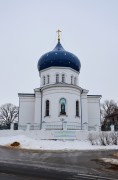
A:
[[80, 89, 83, 130], [99, 96, 102, 128]]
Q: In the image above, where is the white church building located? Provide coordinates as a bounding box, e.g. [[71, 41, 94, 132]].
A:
[[18, 32, 101, 133]]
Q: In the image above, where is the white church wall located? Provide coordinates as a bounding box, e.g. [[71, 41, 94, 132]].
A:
[[42, 86, 81, 123], [40, 67, 79, 86], [19, 95, 35, 125], [87, 96, 101, 127]]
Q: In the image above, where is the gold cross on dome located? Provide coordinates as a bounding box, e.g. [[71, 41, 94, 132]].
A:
[[56, 29, 62, 42]]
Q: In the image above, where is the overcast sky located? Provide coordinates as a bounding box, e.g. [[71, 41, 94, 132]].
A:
[[0, 0, 118, 106]]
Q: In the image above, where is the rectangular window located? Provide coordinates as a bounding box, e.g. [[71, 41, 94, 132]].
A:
[[46, 100, 49, 116], [43, 76, 45, 85], [76, 101, 79, 116]]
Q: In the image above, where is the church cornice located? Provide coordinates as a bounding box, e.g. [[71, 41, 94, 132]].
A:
[[18, 93, 35, 97], [38, 83, 88, 93], [87, 95, 102, 99]]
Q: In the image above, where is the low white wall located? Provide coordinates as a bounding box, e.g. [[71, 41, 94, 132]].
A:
[[87, 96, 101, 126], [0, 130, 89, 140], [19, 96, 35, 124]]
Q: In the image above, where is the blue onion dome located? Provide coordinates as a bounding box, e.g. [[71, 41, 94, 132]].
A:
[[37, 41, 81, 72]]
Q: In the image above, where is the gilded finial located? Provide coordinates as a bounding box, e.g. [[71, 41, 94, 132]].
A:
[[56, 29, 61, 43]]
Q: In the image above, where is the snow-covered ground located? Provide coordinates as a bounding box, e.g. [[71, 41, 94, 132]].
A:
[[0, 135, 118, 150]]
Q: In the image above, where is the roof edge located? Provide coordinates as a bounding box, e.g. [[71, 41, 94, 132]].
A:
[[18, 93, 35, 97], [87, 95, 102, 99]]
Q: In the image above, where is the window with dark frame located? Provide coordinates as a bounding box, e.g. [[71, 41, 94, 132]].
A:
[[76, 101, 79, 116], [45, 100, 49, 116]]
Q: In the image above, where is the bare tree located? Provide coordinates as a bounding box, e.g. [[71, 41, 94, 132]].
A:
[[0, 103, 19, 126], [101, 100, 117, 120]]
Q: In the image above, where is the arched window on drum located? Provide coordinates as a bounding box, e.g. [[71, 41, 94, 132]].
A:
[[74, 77, 77, 85], [71, 75, 73, 84], [43, 76, 45, 85], [62, 74, 65, 83], [56, 74, 59, 83], [47, 75, 50, 84], [59, 98, 66, 115]]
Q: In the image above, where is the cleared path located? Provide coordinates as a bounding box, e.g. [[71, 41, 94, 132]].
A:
[[0, 146, 118, 179]]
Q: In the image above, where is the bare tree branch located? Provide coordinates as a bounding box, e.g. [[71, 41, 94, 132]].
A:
[[101, 99, 117, 120], [0, 103, 19, 125]]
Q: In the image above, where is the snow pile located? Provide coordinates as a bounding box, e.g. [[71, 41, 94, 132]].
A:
[[100, 158, 118, 166], [0, 135, 118, 150], [89, 131, 118, 146]]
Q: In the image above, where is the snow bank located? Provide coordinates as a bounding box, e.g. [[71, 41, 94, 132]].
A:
[[100, 158, 118, 166], [1, 135, 118, 150], [89, 131, 118, 146]]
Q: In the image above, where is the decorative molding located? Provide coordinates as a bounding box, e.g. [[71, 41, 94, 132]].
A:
[[87, 95, 102, 98]]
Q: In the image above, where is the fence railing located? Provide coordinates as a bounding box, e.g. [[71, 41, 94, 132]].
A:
[[43, 122, 85, 130], [18, 122, 100, 131], [18, 124, 27, 130]]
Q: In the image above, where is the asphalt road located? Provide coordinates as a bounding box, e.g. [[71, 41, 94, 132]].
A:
[[0, 146, 118, 180]]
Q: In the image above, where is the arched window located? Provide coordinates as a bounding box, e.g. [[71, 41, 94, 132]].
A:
[[71, 76, 73, 84], [60, 98, 66, 115], [74, 77, 77, 85], [56, 74, 59, 83], [76, 101, 79, 117], [43, 76, 45, 85], [45, 100, 49, 116], [62, 74, 65, 83], [47, 75, 50, 84]]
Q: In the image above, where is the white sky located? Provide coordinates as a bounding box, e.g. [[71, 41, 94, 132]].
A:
[[0, 0, 118, 106]]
